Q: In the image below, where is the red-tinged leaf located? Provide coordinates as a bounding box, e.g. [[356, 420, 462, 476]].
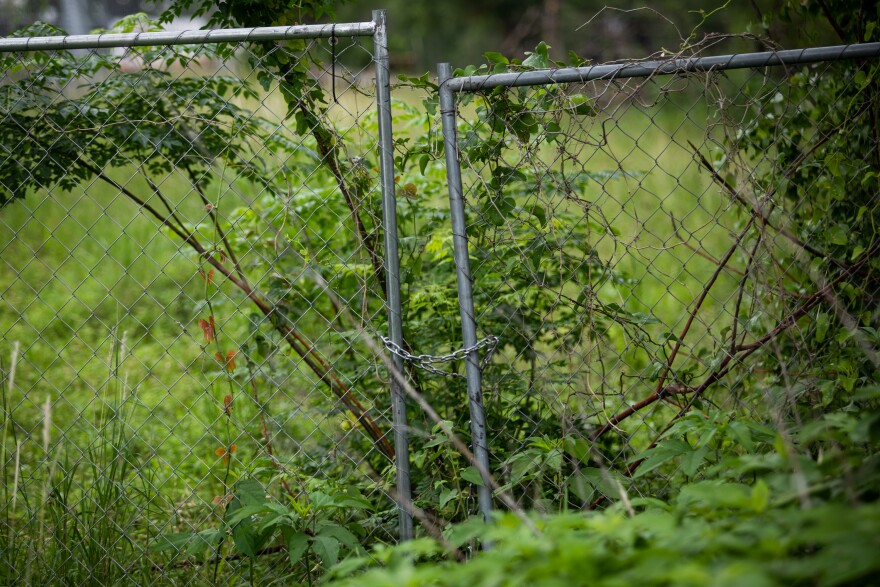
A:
[[199, 269, 215, 284], [215, 350, 237, 372], [198, 316, 215, 343], [213, 494, 234, 507], [223, 394, 233, 415], [225, 350, 237, 372], [215, 446, 226, 457]]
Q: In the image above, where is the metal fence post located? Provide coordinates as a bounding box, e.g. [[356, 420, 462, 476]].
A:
[[438, 62, 494, 521], [373, 9, 413, 541]]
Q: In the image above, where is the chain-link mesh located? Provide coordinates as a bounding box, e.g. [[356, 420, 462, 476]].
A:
[[442, 47, 880, 513], [0, 21, 404, 584]]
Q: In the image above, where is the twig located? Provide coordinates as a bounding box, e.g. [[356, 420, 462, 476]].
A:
[[653, 217, 756, 399], [669, 214, 745, 276], [297, 102, 387, 296], [186, 166, 251, 291], [815, 0, 848, 43], [688, 138, 850, 270]]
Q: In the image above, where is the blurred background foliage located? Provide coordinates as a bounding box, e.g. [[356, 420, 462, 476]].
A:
[[1, 0, 858, 71]]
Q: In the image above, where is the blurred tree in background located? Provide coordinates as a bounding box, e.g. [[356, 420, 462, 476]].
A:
[[337, 0, 760, 70], [5, 0, 858, 70]]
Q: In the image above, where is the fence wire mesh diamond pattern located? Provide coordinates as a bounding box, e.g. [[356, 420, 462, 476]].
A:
[[2, 16, 880, 584], [442, 51, 880, 513], [0, 21, 403, 584]]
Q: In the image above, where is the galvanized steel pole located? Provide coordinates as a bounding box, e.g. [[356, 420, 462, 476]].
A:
[[373, 9, 413, 542], [0, 22, 377, 51], [438, 62, 494, 522], [445, 42, 880, 92]]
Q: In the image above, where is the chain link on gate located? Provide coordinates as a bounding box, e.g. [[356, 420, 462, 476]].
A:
[[381, 335, 499, 378]]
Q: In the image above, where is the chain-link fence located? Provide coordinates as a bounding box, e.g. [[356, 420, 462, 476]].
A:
[[3, 9, 880, 581], [437, 43, 880, 519], [0, 12, 416, 584]]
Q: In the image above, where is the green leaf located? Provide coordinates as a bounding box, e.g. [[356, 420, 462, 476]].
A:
[[678, 481, 752, 509], [152, 532, 195, 553], [529, 203, 547, 227], [567, 50, 587, 66], [312, 534, 340, 568], [461, 465, 486, 487], [187, 529, 224, 558], [439, 487, 459, 509], [632, 439, 691, 478], [751, 480, 770, 513], [570, 94, 597, 116], [825, 152, 843, 177], [727, 421, 755, 452], [484, 51, 509, 65], [827, 225, 848, 245], [680, 444, 710, 477], [853, 385, 880, 401], [522, 42, 550, 69], [228, 479, 272, 557], [816, 312, 831, 343], [332, 494, 375, 511], [572, 467, 628, 498], [232, 520, 260, 558], [629, 311, 659, 325], [318, 523, 360, 553], [445, 515, 489, 548], [225, 504, 271, 526], [285, 530, 310, 566]]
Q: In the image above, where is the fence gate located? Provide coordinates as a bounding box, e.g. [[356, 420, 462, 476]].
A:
[[0, 10, 413, 585], [438, 43, 880, 521]]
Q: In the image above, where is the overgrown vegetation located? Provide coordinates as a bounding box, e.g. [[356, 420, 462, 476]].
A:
[[1, 0, 878, 585]]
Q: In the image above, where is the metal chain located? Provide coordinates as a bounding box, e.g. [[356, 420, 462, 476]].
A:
[[381, 335, 499, 378]]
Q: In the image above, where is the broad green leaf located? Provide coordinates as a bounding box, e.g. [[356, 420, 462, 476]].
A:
[[827, 225, 848, 245], [461, 465, 486, 487], [632, 439, 691, 478], [439, 487, 459, 509], [285, 530, 310, 566], [522, 42, 550, 69], [312, 534, 340, 568], [187, 529, 224, 558], [678, 481, 752, 510], [152, 532, 195, 552], [225, 504, 271, 526], [680, 444, 710, 477], [318, 523, 360, 553], [484, 51, 509, 65], [751, 480, 770, 513], [815, 312, 831, 342]]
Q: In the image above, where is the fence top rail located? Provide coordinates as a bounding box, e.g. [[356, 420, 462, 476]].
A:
[[443, 42, 880, 93], [0, 21, 377, 52]]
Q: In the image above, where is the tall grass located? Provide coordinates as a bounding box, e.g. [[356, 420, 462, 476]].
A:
[[0, 325, 166, 585]]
